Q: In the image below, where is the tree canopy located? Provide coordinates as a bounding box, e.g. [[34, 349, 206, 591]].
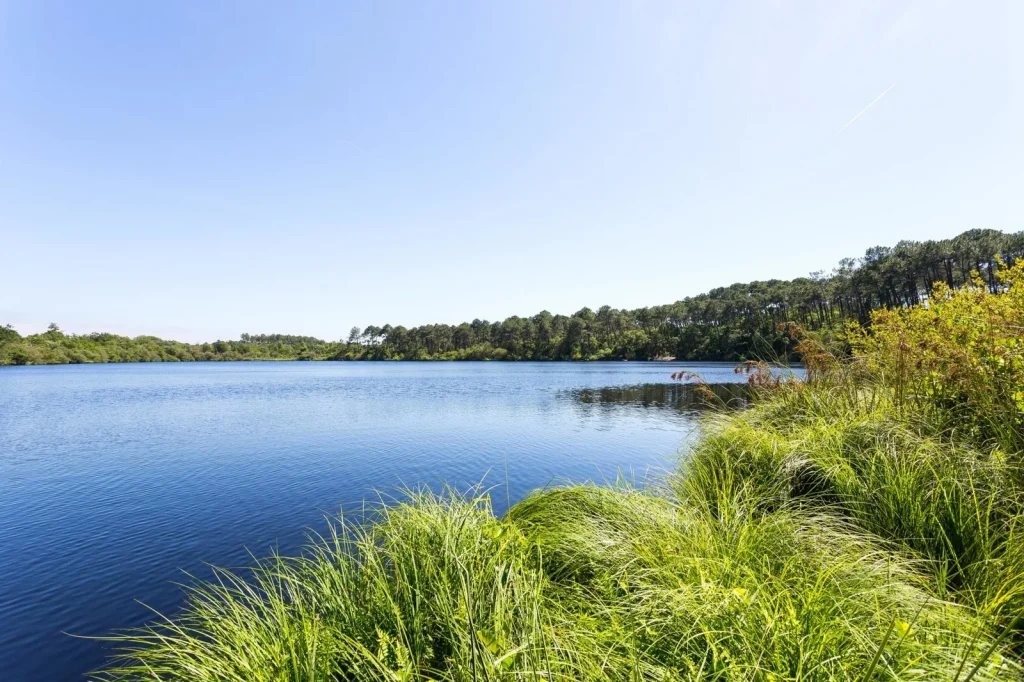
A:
[[3, 228, 1022, 365]]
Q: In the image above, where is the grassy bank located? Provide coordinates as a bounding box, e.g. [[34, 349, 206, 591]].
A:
[[93, 263, 1024, 681]]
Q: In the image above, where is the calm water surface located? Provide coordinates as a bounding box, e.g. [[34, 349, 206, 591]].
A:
[[0, 361, 795, 681]]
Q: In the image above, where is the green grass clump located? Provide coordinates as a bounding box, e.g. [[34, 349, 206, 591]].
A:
[[93, 490, 567, 681], [92, 483, 1019, 681], [511, 486, 1016, 681], [679, 382, 1024, 634]]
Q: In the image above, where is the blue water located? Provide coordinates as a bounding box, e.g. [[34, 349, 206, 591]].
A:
[[0, 361, 787, 681]]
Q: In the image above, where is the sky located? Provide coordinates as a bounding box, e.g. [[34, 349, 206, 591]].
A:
[[1, 1, 1021, 343]]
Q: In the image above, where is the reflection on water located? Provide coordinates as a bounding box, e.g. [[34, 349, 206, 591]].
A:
[[1, 361, 772, 681], [568, 382, 752, 421]]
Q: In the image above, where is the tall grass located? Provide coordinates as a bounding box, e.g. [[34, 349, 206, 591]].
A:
[[92, 483, 1020, 680], [510, 486, 1016, 680], [94, 489, 565, 681], [680, 382, 1024, 628]]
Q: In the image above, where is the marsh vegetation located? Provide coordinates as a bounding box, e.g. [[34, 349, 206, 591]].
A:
[[91, 259, 1024, 680]]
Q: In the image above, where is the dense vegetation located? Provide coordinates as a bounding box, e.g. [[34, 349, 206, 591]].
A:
[[4, 228, 1022, 365], [93, 260, 1024, 680], [0, 326, 337, 365]]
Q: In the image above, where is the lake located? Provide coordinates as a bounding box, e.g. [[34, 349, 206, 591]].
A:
[[0, 361, 794, 681]]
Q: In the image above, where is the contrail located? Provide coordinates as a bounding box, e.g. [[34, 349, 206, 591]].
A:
[[836, 83, 894, 135]]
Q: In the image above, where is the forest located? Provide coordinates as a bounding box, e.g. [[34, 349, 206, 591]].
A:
[[3, 227, 1022, 365]]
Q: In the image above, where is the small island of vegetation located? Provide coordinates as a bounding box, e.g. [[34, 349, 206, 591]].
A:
[[90, 254, 1024, 679], [3, 228, 1022, 366]]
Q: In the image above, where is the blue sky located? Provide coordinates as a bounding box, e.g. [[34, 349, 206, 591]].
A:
[[1, 1, 1021, 342]]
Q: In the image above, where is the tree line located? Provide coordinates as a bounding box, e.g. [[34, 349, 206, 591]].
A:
[[2, 228, 1021, 366]]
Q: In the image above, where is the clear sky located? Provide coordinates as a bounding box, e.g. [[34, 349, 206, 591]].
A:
[[1, 2, 1021, 343]]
